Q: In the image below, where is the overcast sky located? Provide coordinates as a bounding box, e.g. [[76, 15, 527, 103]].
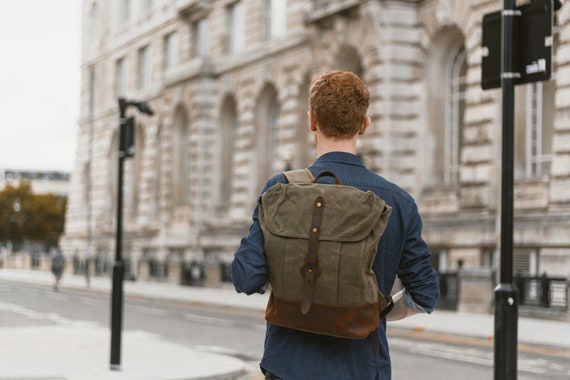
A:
[[0, 0, 81, 172]]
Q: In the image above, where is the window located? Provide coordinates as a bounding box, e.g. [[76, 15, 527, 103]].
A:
[[137, 46, 151, 90], [444, 45, 467, 185], [129, 125, 145, 215], [172, 109, 189, 206], [297, 75, 314, 168], [192, 18, 209, 57], [226, 1, 245, 54], [153, 126, 162, 214], [119, 0, 130, 23], [142, 0, 152, 13], [108, 133, 119, 217], [164, 33, 179, 69], [218, 96, 238, 210], [256, 85, 280, 191], [88, 66, 96, 119], [514, 249, 538, 276], [481, 249, 494, 269], [268, 100, 280, 173], [515, 29, 557, 180], [115, 58, 127, 98], [83, 162, 91, 207], [263, 0, 286, 41], [524, 81, 554, 178]]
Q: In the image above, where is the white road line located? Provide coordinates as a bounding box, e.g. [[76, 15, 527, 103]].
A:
[[76, 296, 106, 306], [184, 313, 235, 327], [253, 324, 266, 332], [0, 302, 69, 324], [19, 289, 42, 297], [126, 305, 169, 317], [390, 338, 550, 375]]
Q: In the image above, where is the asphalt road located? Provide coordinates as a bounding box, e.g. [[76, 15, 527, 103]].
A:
[[1, 280, 569, 380]]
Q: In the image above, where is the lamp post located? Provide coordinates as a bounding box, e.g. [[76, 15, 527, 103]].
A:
[[110, 98, 153, 370]]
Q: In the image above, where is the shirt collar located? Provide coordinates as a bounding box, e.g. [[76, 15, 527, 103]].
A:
[[313, 151, 365, 168]]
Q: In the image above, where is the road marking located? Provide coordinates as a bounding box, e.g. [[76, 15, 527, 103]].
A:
[[0, 302, 71, 325], [126, 304, 169, 317], [184, 313, 235, 327], [75, 296, 106, 306], [253, 324, 266, 332], [19, 288, 42, 297], [389, 327, 570, 358], [390, 334, 570, 376], [391, 338, 492, 365]]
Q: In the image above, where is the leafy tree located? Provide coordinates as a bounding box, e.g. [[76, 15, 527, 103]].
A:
[[0, 180, 67, 249], [0, 181, 33, 245]]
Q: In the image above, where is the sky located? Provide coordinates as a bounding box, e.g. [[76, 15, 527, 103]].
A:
[[0, 0, 82, 172]]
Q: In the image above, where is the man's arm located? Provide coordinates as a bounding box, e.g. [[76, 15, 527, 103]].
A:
[[231, 208, 269, 295], [231, 174, 284, 295], [389, 202, 439, 320]]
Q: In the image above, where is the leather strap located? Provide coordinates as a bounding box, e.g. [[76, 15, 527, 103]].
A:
[[301, 195, 324, 315], [312, 170, 343, 185]]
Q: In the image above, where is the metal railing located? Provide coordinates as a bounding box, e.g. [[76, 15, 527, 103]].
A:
[[437, 271, 459, 310], [515, 275, 569, 310]]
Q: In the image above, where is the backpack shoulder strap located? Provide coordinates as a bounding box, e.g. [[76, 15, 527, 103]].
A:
[[283, 168, 314, 184]]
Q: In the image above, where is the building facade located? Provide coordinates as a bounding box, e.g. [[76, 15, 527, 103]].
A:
[[1, 169, 70, 196], [62, 0, 570, 315]]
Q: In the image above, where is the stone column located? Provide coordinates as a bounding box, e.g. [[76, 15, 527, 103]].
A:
[[457, 267, 495, 314]]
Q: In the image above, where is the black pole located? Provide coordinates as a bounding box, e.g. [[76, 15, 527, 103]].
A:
[[109, 98, 152, 370], [494, 1, 519, 379], [110, 100, 127, 370]]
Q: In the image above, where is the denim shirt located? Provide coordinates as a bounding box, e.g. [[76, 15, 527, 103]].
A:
[[232, 152, 439, 380]]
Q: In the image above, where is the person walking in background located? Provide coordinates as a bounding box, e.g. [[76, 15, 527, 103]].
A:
[[232, 70, 439, 380], [51, 248, 65, 292]]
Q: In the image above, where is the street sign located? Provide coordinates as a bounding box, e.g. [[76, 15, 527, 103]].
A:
[[481, 0, 553, 89]]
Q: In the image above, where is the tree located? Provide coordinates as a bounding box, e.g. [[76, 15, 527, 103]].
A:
[[0, 180, 67, 250]]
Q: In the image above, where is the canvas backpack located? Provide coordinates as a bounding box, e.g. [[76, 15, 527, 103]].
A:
[[258, 169, 393, 339]]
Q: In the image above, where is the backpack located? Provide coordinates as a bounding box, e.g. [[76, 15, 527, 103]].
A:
[[258, 169, 393, 339]]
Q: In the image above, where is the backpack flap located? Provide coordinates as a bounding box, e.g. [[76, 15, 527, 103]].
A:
[[260, 182, 387, 241]]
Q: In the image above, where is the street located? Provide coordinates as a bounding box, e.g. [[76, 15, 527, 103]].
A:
[[1, 279, 569, 379]]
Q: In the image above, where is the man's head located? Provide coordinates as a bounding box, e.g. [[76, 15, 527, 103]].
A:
[[309, 70, 370, 139]]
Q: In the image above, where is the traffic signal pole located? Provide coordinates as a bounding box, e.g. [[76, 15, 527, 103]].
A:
[[494, 0, 519, 379], [110, 98, 153, 370], [110, 102, 128, 370]]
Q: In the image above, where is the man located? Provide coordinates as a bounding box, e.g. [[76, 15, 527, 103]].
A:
[[232, 70, 439, 379], [51, 248, 65, 292]]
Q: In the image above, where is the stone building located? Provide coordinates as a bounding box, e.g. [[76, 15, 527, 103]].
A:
[[1, 169, 70, 196], [62, 0, 569, 315]]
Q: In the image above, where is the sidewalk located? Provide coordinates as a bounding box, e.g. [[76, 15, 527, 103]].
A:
[[2, 268, 570, 379]]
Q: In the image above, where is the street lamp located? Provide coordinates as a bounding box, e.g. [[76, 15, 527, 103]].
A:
[[110, 97, 153, 370]]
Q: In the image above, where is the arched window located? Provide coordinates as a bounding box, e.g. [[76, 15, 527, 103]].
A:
[[425, 31, 466, 188], [256, 85, 280, 191], [514, 31, 557, 180], [219, 96, 238, 210], [263, 0, 287, 41], [444, 44, 467, 185], [297, 74, 314, 168], [153, 125, 162, 214], [129, 124, 145, 215], [333, 45, 363, 78], [524, 81, 554, 177], [107, 131, 119, 220], [172, 108, 189, 206]]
